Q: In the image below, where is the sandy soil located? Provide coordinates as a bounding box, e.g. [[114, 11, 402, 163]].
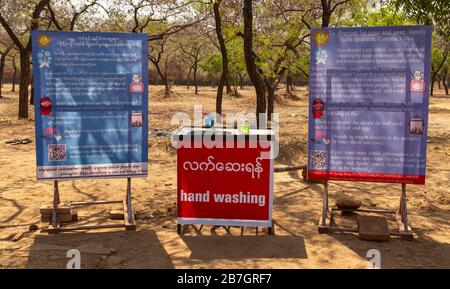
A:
[[0, 83, 449, 269]]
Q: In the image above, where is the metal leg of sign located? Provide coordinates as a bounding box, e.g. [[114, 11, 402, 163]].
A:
[[318, 181, 331, 233], [397, 183, 413, 241], [189, 224, 203, 235], [268, 219, 275, 235], [124, 178, 136, 231], [223, 226, 231, 235], [323, 181, 329, 225], [45, 178, 136, 233], [317, 181, 413, 240], [182, 225, 189, 235], [48, 181, 61, 234], [177, 224, 274, 236]]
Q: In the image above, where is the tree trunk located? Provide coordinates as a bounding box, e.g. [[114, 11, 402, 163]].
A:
[[216, 75, 224, 114], [0, 47, 12, 96], [11, 55, 17, 92], [437, 75, 442, 89], [186, 66, 192, 90], [163, 78, 170, 97], [153, 60, 170, 97], [431, 71, 436, 96], [443, 68, 449, 95], [286, 74, 291, 94], [321, 0, 331, 28], [0, 53, 5, 97], [30, 72, 34, 105], [225, 76, 231, 95], [239, 73, 243, 90], [19, 50, 31, 118], [265, 80, 275, 122], [163, 58, 170, 97], [213, 0, 229, 114], [193, 65, 198, 94], [243, 0, 266, 127]]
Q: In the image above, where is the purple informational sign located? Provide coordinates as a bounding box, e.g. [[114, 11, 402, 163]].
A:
[[307, 26, 432, 184]]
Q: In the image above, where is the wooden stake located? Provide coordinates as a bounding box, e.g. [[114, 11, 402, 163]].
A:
[[322, 181, 328, 226], [401, 183, 409, 232], [52, 181, 60, 229], [127, 177, 132, 223]]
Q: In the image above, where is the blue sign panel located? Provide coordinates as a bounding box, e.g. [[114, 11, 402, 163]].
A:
[[32, 31, 148, 180], [307, 26, 432, 184]]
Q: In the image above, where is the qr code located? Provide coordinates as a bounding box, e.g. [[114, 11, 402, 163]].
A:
[[310, 150, 327, 169], [48, 144, 66, 161]]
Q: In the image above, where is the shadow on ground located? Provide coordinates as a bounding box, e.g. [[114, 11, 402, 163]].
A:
[[25, 229, 173, 268], [329, 230, 450, 268], [181, 235, 307, 260]]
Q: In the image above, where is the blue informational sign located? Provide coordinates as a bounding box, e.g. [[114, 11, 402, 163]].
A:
[[307, 26, 432, 184], [32, 31, 148, 180]]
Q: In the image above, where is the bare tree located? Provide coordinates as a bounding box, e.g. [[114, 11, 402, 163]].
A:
[[0, 0, 50, 118], [320, 0, 351, 27], [149, 38, 172, 97], [0, 44, 12, 97], [431, 44, 449, 95], [179, 42, 204, 94], [46, 0, 99, 31], [11, 52, 17, 92], [442, 67, 449, 95], [103, 0, 210, 97], [243, 0, 266, 127], [213, 0, 229, 114]]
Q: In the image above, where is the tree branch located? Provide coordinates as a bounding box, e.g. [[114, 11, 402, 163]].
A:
[[0, 14, 24, 51], [46, 2, 63, 30]]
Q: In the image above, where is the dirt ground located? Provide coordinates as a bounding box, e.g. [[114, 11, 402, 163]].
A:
[[0, 83, 449, 269]]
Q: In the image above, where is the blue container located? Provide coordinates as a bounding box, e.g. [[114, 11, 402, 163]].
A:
[[205, 114, 215, 128]]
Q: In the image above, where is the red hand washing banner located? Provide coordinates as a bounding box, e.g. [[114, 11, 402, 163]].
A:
[[177, 140, 273, 227]]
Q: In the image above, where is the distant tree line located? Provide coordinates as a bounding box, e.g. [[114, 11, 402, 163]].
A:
[[0, 0, 448, 122]]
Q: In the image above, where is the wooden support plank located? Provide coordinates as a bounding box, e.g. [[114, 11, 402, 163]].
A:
[[318, 181, 414, 241], [71, 200, 122, 207], [109, 210, 125, 220], [41, 212, 77, 223], [12, 232, 26, 242], [332, 207, 396, 214], [319, 225, 359, 233], [40, 205, 71, 215], [57, 224, 127, 232], [357, 215, 390, 242]]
